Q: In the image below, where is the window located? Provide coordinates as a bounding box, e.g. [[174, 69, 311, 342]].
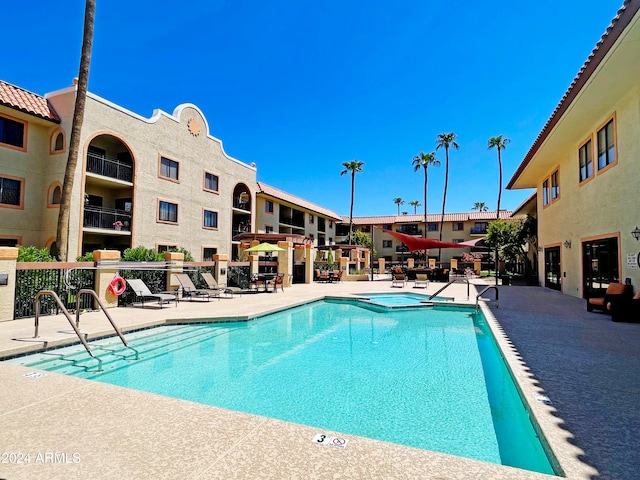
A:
[[452, 222, 463, 231], [428, 223, 438, 231], [203, 209, 218, 229], [157, 244, 178, 253], [158, 200, 178, 223], [309, 214, 314, 224], [579, 139, 593, 182], [453, 239, 464, 244], [159, 156, 179, 181], [204, 172, 219, 192], [382, 240, 392, 248], [597, 118, 615, 171], [551, 169, 560, 201], [265, 200, 274, 213], [265, 225, 274, 234], [0, 237, 19, 247], [0, 114, 25, 149], [542, 179, 550, 206], [54, 132, 64, 151], [0, 175, 23, 207], [383, 224, 392, 231], [47, 183, 61, 207], [203, 247, 217, 261]]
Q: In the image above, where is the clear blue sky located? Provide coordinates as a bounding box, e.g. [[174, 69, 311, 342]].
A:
[[3, 0, 623, 217]]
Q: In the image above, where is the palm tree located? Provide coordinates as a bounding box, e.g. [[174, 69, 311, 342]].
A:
[[55, 0, 96, 261], [409, 200, 421, 214], [488, 135, 510, 285], [472, 202, 488, 212], [412, 151, 440, 236], [393, 197, 404, 215], [435, 133, 459, 245], [340, 160, 364, 243]]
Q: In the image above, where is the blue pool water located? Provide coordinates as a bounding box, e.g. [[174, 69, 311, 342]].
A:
[[9, 300, 555, 475], [355, 292, 450, 305]]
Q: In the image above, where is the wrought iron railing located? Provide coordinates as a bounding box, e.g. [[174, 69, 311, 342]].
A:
[[86, 152, 133, 182], [227, 264, 250, 289], [84, 206, 131, 231]]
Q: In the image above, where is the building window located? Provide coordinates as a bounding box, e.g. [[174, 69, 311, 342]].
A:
[[309, 214, 314, 224], [382, 240, 392, 248], [0, 175, 23, 207], [453, 239, 464, 244], [159, 156, 179, 181], [265, 225, 274, 234], [158, 200, 178, 223], [0, 114, 26, 150], [542, 179, 550, 206], [428, 223, 438, 231], [157, 244, 178, 253], [0, 237, 19, 247], [452, 222, 463, 231], [579, 139, 593, 183], [203, 209, 218, 229], [551, 169, 560, 201], [203, 247, 217, 261], [204, 172, 219, 193], [265, 200, 274, 213], [47, 183, 62, 207], [329, 221, 333, 228], [597, 118, 616, 171]]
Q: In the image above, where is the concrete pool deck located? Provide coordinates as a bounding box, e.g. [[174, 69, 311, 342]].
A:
[[0, 279, 636, 479]]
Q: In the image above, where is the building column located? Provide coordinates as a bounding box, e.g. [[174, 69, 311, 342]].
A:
[[0, 247, 18, 322], [164, 252, 184, 293], [378, 258, 386, 274], [93, 249, 122, 309], [277, 241, 293, 287], [407, 258, 415, 269], [213, 254, 228, 286]]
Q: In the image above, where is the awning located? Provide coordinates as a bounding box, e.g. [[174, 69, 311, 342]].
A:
[[380, 229, 466, 252]]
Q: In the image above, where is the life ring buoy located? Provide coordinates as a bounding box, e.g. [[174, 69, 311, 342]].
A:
[[109, 275, 126, 295]]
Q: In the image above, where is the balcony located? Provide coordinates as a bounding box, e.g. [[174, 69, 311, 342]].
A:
[[233, 197, 251, 211], [396, 228, 422, 236], [470, 226, 488, 235], [83, 206, 131, 232], [279, 215, 305, 229], [86, 152, 133, 183], [395, 245, 410, 254]]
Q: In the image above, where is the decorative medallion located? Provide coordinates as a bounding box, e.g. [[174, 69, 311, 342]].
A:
[[187, 118, 201, 137]]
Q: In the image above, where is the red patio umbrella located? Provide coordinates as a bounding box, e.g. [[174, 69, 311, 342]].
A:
[[380, 229, 466, 252]]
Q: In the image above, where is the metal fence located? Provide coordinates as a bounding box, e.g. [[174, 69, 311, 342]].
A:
[[15, 263, 96, 319]]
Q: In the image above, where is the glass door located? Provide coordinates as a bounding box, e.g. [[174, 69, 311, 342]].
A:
[[582, 237, 619, 298], [544, 246, 561, 291]]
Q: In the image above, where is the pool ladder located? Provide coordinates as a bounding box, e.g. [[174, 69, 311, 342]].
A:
[[33, 289, 130, 359], [475, 285, 499, 311]]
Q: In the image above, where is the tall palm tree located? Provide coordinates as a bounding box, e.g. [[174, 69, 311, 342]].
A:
[[412, 151, 439, 236], [488, 135, 510, 285], [340, 160, 364, 243], [409, 200, 421, 214], [435, 133, 459, 246], [55, 0, 96, 261], [487, 135, 510, 220], [393, 197, 404, 215], [472, 202, 488, 212]]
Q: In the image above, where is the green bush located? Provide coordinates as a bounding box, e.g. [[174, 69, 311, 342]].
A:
[[122, 246, 163, 262], [17, 245, 56, 262], [76, 252, 95, 262]]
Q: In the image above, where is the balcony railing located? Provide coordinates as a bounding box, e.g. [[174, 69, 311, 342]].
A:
[[470, 226, 488, 235], [86, 152, 133, 183], [83, 206, 131, 231], [233, 197, 251, 211], [279, 215, 305, 229], [396, 228, 422, 236]]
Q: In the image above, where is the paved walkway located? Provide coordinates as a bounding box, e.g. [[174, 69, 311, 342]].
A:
[[487, 285, 640, 480]]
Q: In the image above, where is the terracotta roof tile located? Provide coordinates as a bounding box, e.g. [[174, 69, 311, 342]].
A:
[[256, 182, 342, 220], [344, 211, 513, 225], [0, 80, 60, 123]]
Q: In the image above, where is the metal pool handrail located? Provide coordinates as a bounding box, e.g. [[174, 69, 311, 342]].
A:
[[476, 285, 499, 311], [33, 290, 94, 357], [428, 277, 470, 300], [75, 289, 128, 348]]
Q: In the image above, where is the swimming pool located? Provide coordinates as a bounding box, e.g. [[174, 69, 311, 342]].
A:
[[8, 300, 556, 475], [354, 292, 451, 306]]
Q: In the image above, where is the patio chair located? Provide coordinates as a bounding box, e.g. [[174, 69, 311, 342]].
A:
[[200, 272, 241, 298], [266, 273, 285, 293], [414, 274, 429, 289], [315, 269, 330, 283], [587, 282, 630, 313], [391, 273, 406, 288], [175, 273, 219, 301], [608, 290, 640, 322], [127, 279, 178, 309], [331, 270, 343, 283]]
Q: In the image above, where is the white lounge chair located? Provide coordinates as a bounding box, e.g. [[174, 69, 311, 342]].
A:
[[414, 274, 429, 289], [391, 273, 406, 288], [200, 272, 241, 297], [175, 273, 219, 301], [127, 279, 178, 308]]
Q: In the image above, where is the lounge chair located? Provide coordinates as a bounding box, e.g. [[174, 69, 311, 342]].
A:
[[175, 273, 219, 301], [266, 273, 285, 292], [414, 274, 429, 289], [200, 272, 241, 297], [586, 282, 630, 313], [391, 273, 406, 288], [315, 269, 330, 283], [127, 279, 178, 308]]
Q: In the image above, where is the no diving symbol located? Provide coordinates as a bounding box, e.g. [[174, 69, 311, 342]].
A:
[[312, 433, 349, 449], [332, 437, 346, 447]]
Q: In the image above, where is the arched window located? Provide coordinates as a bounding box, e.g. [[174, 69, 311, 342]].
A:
[[54, 132, 64, 151], [47, 183, 62, 207]]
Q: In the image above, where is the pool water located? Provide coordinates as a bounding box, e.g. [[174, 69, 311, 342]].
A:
[[355, 292, 451, 305], [9, 300, 555, 475]]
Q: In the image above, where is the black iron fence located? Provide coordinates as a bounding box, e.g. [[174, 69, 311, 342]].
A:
[[15, 263, 95, 319], [227, 263, 250, 290], [86, 152, 133, 182], [84, 206, 131, 231]]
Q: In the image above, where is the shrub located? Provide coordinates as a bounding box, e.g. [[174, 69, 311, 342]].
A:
[[17, 245, 56, 262]]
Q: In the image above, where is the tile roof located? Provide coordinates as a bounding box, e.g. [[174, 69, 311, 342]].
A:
[[343, 211, 514, 225], [0, 80, 60, 123], [256, 182, 342, 220], [507, 0, 639, 189]]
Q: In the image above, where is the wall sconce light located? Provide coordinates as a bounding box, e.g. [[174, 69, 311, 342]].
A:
[[563, 240, 571, 249], [220, 268, 226, 275], [632, 226, 640, 241]]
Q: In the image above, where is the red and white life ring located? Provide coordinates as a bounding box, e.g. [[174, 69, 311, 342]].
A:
[[109, 275, 126, 295]]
